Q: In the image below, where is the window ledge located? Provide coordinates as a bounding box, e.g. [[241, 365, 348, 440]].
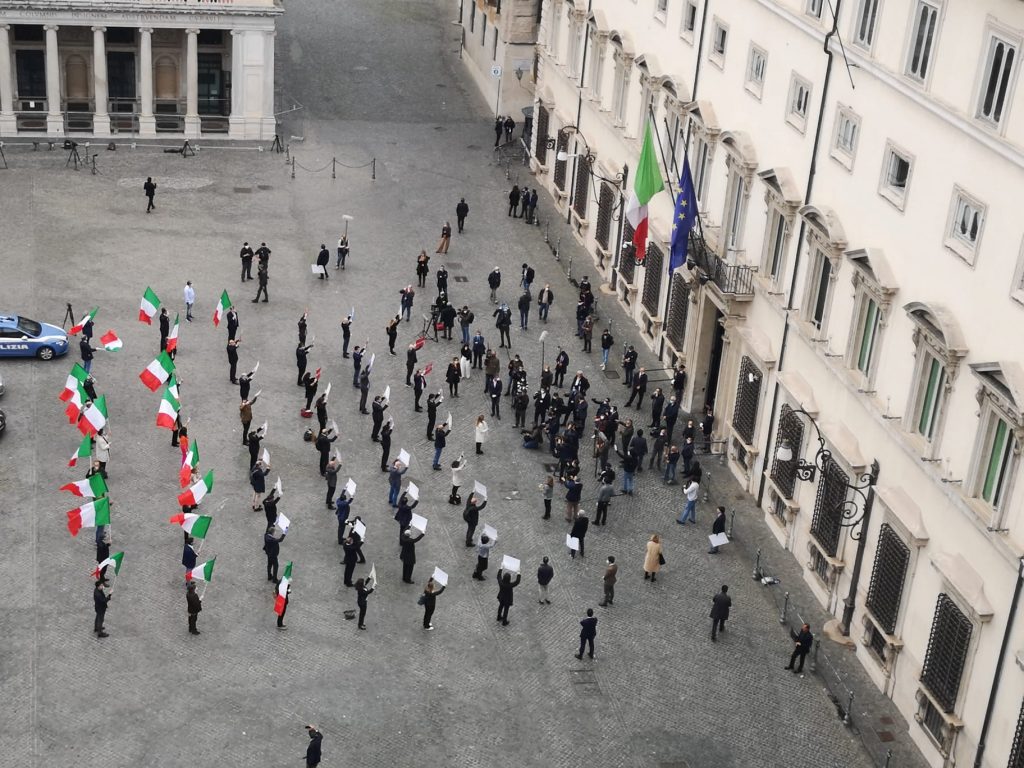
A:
[[570, 209, 590, 229], [785, 114, 808, 135], [763, 473, 800, 515], [829, 149, 855, 172], [808, 538, 845, 571], [942, 238, 977, 268], [878, 187, 907, 213]]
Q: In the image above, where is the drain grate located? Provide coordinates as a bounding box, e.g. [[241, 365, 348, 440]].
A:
[[453, 276, 469, 283], [445, 261, 464, 268], [603, 370, 620, 379], [233, 187, 252, 193], [257, 184, 272, 191]]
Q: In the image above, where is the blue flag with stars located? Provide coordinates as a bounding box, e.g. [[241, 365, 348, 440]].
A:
[[669, 157, 698, 274]]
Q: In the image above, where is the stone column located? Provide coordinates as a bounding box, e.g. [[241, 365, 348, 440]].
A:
[[91, 26, 110, 135], [44, 24, 63, 135], [184, 27, 200, 138], [138, 27, 155, 136], [0, 25, 16, 135], [260, 29, 275, 139], [228, 29, 245, 139]]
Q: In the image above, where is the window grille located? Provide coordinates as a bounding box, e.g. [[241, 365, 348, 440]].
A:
[[770, 404, 804, 499], [553, 130, 570, 190], [920, 594, 972, 713], [1009, 698, 1024, 768], [620, 221, 637, 284], [731, 356, 762, 445], [865, 523, 910, 634], [573, 155, 591, 218], [810, 456, 849, 557], [642, 243, 664, 315], [595, 182, 614, 249], [666, 273, 690, 349], [536, 106, 550, 165]]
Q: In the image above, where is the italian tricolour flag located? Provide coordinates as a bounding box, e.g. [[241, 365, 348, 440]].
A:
[[60, 473, 108, 498], [186, 558, 216, 583], [624, 121, 665, 264], [77, 396, 108, 437], [67, 496, 110, 537], [59, 363, 88, 402], [156, 386, 180, 429], [166, 314, 180, 353], [178, 470, 214, 507], [274, 562, 293, 615], [213, 290, 231, 327], [68, 434, 92, 468], [140, 351, 175, 392], [64, 384, 88, 423], [169, 512, 213, 539], [100, 330, 122, 351], [180, 438, 200, 487], [68, 307, 98, 336], [92, 552, 124, 579], [139, 287, 161, 324]]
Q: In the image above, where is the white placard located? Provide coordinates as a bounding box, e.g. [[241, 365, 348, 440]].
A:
[[367, 563, 377, 585], [353, 519, 366, 540], [473, 481, 488, 500], [410, 512, 428, 533], [383, 385, 391, 402], [483, 524, 497, 542], [538, 330, 548, 343], [259, 420, 268, 436], [324, 382, 332, 400], [344, 478, 356, 498], [368, 353, 376, 371], [276, 512, 291, 534], [311, 264, 322, 274], [251, 361, 260, 375], [252, 389, 263, 401], [501, 555, 521, 574], [708, 532, 730, 547], [329, 419, 338, 435], [273, 477, 282, 496], [260, 447, 270, 466], [445, 412, 453, 429], [407, 482, 419, 501], [349, 307, 355, 320], [566, 534, 580, 552], [397, 449, 410, 467], [431, 566, 448, 587]]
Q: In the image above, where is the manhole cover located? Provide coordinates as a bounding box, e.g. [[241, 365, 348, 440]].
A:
[[257, 184, 272, 191], [571, 669, 597, 684], [234, 187, 252, 193], [875, 731, 895, 742], [446, 261, 464, 268], [453, 276, 468, 283], [435, 83, 447, 88], [603, 370, 620, 379]]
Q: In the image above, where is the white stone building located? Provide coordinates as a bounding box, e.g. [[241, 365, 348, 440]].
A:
[[530, 1, 1024, 766], [458, 0, 539, 123], [0, 0, 282, 140]]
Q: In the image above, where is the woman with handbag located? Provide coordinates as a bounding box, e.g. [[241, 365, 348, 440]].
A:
[[644, 533, 664, 582]]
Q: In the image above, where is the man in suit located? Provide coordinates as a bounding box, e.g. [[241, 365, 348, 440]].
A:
[[598, 556, 617, 607], [371, 395, 387, 441], [710, 585, 732, 641], [263, 524, 285, 582], [455, 198, 469, 233], [489, 376, 503, 419], [93, 580, 110, 637], [226, 338, 240, 383], [159, 308, 170, 351], [576, 608, 597, 659], [709, 506, 727, 554], [239, 242, 254, 281], [786, 624, 814, 673], [305, 725, 323, 767], [399, 528, 425, 583], [625, 367, 648, 408], [186, 581, 202, 635]]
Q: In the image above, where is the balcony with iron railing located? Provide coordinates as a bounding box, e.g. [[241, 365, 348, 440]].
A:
[[687, 230, 755, 298]]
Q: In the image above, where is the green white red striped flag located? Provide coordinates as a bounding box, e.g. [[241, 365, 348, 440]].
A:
[[156, 386, 180, 429], [100, 329, 122, 351], [60, 473, 107, 498], [68, 434, 92, 468], [624, 121, 665, 263], [92, 552, 124, 579], [185, 557, 216, 583], [178, 470, 214, 507], [166, 314, 180, 353], [274, 561, 293, 615], [67, 496, 110, 537], [68, 307, 98, 336], [77, 395, 108, 437], [140, 351, 175, 392], [64, 383, 88, 423], [213, 290, 231, 327], [168, 512, 213, 538], [180, 438, 199, 487], [139, 287, 161, 324], [59, 363, 88, 402]]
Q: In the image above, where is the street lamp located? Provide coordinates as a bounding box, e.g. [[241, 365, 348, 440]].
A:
[[774, 407, 881, 636]]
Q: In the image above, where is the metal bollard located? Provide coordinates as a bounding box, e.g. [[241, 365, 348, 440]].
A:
[[544, 222, 550, 244], [752, 547, 762, 580], [779, 591, 789, 624], [371, 158, 376, 180], [291, 157, 295, 179], [285, 143, 290, 161], [332, 157, 336, 179], [809, 638, 819, 674], [843, 690, 854, 726], [883, 749, 892, 768], [727, 508, 736, 538]]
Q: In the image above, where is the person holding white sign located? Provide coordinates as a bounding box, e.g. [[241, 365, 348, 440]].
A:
[[400, 528, 425, 583], [355, 577, 373, 630], [495, 568, 521, 626], [461, 493, 487, 546], [471, 533, 496, 580]]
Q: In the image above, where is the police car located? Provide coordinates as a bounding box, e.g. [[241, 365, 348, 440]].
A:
[[0, 315, 70, 360]]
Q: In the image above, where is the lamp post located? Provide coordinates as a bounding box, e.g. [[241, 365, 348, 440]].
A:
[[774, 408, 880, 637]]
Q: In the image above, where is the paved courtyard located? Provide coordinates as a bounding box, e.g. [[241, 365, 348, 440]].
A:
[[0, 1, 926, 767]]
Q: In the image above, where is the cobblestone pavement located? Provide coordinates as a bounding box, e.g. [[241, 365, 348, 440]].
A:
[[0, 1, 925, 766]]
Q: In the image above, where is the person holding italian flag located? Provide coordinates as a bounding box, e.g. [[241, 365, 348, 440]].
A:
[[624, 121, 666, 265], [275, 561, 293, 630]]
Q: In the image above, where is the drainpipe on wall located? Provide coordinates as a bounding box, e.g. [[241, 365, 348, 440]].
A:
[[755, 0, 844, 510], [974, 557, 1024, 768]]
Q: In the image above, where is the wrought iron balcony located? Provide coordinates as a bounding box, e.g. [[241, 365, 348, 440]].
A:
[[687, 231, 755, 298]]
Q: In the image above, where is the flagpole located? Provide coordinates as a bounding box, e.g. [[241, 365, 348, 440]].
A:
[[200, 581, 209, 600]]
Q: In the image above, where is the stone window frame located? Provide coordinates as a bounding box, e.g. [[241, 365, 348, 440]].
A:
[[708, 17, 728, 70], [585, 16, 608, 101], [798, 206, 847, 340], [943, 185, 987, 267], [757, 167, 802, 296], [610, 39, 633, 129], [972, 19, 1022, 134], [719, 132, 758, 260], [680, 1, 698, 44], [844, 250, 898, 389], [745, 43, 768, 100]]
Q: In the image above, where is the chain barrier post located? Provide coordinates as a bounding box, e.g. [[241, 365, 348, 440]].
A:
[[843, 691, 854, 726], [332, 157, 336, 179], [371, 158, 376, 180], [752, 547, 762, 580], [291, 156, 295, 179], [779, 591, 789, 624], [809, 638, 819, 674]]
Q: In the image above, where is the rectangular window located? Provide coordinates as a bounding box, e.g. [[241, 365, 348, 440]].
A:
[[915, 355, 946, 441], [612, 60, 629, 125], [807, 252, 832, 330], [905, 1, 940, 82], [470, 2, 476, 33], [787, 75, 812, 132], [732, 357, 763, 445], [764, 209, 788, 282], [746, 45, 767, 98], [806, 0, 824, 18], [588, 30, 602, 96], [864, 523, 911, 635], [656, 0, 669, 15], [481, 14, 487, 46], [723, 172, 746, 250], [681, 2, 698, 39], [978, 414, 1014, 509], [832, 106, 860, 169], [567, 18, 580, 76], [880, 143, 913, 210], [810, 456, 850, 557], [710, 20, 728, 66], [692, 134, 711, 203], [977, 32, 1018, 128], [855, 298, 881, 376], [920, 594, 973, 713], [549, 3, 560, 58], [945, 189, 985, 261], [853, 0, 881, 50]]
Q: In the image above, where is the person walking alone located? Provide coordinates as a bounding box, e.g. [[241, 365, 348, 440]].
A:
[[184, 280, 195, 322], [786, 624, 814, 673], [643, 534, 663, 582], [144, 176, 157, 212], [455, 198, 469, 233], [575, 608, 597, 659], [495, 568, 521, 626], [598, 556, 617, 607], [710, 585, 731, 641]]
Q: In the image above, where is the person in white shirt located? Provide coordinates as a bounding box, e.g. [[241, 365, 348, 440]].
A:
[[183, 281, 196, 322], [677, 479, 700, 524]]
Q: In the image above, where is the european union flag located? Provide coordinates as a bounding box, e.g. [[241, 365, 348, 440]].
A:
[[669, 157, 698, 274]]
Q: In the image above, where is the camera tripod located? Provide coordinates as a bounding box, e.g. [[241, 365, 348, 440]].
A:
[[65, 141, 83, 170]]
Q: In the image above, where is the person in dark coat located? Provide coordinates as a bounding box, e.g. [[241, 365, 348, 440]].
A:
[[264, 524, 285, 582], [240, 242, 254, 281], [371, 395, 387, 440], [358, 368, 371, 414], [226, 306, 240, 340], [508, 185, 521, 217], [462, 493, 487, 546], [517, 291, 531, 330], [144, 176, 157, 211], [386, 315, 399, 354], [710, 584, 732, 641], [625, 367, 648, 408], [394, 492, 417, 543], [182, 536, 198, 571], [649, 388, 665, 429], [400, 528, 425, 583], [496, 568, 521, 626], [341, 315, 352, 358], [379, 420, 393, 472], [304, 726, 323, 767], [315, 393, 329, 432], [316, 244, 330, 279], [296, 343, 313, 386], [455, 198, 469, 233], [413, 369, 427, 411], [226, 338, 240, 384], [93, 580, 110, 637], [709, 505, 727, 554], [253, 265, 269, 302], [335, 493, 352, 544], [570, 510, 589, 559], [487, 267, 502, 303], [527, 188, 538, 223], [186, 581, 202, 635], [262, 487, 279, 529], [79, 337, 95, 374], [432, 424, 450, 470], [494, 116, 503, 147], [315, 429, 336, 476], [576, 608, 597, 659], [786, 624, 814, 673], [426, 392, 441, 439], [250, 460, 269, 510], [342, 535, 360, 587], [355, 578, 374, 630], [445, 358, 461, 397], [302, 370, 319, 415], [421, 577, 445, 630], [159, 308, 170, 351]]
